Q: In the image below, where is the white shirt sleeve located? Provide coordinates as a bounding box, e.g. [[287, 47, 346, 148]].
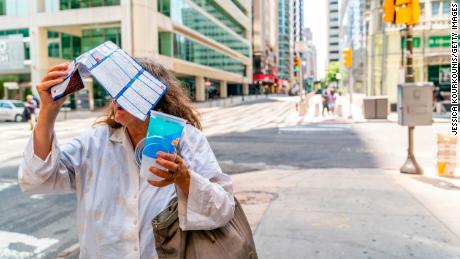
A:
[[18, 130, 86, 195], [176, 125, 235, 231]]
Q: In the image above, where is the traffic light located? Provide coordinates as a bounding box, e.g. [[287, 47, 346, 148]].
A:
[[293, 57, 301, 71], [383, 0, 396, 23], [343, 48, 352, 68], [383, 0, 420, 25]]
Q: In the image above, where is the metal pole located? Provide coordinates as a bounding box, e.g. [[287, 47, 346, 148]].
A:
[[348, 67, 353, 119], [400, 25, 423, 175]]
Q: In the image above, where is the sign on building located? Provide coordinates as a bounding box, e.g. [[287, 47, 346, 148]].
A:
[[0, 34, 25, 72]]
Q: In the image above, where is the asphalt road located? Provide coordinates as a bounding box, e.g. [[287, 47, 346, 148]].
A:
[[0, 97, 450, 258]]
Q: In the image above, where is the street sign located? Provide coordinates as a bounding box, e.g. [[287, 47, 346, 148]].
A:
[[401, 36, 421, 48], [428, 35, 450, 48], [0, 35, 25, 72]]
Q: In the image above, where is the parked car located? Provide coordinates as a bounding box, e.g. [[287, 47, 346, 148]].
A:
[[0, 100, 25, 122]]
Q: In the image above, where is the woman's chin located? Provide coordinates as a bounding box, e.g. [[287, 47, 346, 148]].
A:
[[114, 114, 128, 126]]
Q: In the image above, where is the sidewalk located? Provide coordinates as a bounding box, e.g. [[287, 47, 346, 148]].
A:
[[233, 168, 460, 259]]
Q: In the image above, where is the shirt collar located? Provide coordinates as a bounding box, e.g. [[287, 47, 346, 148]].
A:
[[109, 127, 126, 143]]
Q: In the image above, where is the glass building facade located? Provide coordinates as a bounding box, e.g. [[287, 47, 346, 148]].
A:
[[59, 0, 120, 10], [277, 0, 291, 80], [161, 32, 244, 75], [159, 0, 249, 57]]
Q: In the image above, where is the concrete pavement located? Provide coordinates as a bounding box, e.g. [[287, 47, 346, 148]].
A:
[[234, 168, 460, 259], [2, 95, 459, 258]]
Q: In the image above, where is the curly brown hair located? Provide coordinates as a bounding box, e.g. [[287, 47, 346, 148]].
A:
[[94, 57, 202, 130]]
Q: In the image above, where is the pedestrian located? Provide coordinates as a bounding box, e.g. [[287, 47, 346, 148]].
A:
[[18, 59, 251, 258], [433, 87, 446, 114], [24, 94, 37, 130], [326, 88, 336, 116], [322, 88, 329, 116]]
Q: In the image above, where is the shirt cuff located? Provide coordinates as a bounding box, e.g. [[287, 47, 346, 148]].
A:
[[177, 170, 211, 229], [23, 130, 59, 181]]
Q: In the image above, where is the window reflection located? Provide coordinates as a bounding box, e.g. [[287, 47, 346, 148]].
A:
[[167, 32, 244, 75]]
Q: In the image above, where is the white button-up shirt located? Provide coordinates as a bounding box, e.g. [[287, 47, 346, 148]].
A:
[[18, 124, 235, 259]]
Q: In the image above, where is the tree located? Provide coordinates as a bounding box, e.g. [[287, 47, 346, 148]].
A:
[[325, 62, 341, 83]]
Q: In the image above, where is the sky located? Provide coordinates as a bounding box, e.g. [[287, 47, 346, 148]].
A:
[[304, 0, 328, 79]]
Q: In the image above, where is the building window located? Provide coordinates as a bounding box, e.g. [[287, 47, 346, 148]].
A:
[[82, 27, 121, 52], [47, 31, 81, 59], [330, 42, 339, 46], [442, 0, 450, 16], [0, 0, 28, 16], [0, 0, 4, 15], [158, 32, 172, 57], [59, 0, 120, 10], [330, 26, 339, 30], [230, 0, 246, 14], [329, 51, 339, 54], [431, 1, 440, 18], [330, 34, 339, 38], [0, 28, 30, 59], [172, 33, 245, 75], [47, 31, 60, 57], [329, 9, 338, 13], [163, 0, 250, 57], [329, 17, 338, 22]]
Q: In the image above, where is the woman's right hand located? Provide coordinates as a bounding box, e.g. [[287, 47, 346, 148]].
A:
[[37, 63, 69, 118], [33, 63, 69, 160]]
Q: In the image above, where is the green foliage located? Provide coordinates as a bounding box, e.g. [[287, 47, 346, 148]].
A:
[[0, 75, 19, 99], [326, 62, 341, 83]]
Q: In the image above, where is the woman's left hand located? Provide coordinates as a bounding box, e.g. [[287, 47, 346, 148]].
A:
[[148, 151, 190, 195]]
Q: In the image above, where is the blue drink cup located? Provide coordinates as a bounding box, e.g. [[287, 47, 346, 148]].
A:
[[140, 111, 186, 181]]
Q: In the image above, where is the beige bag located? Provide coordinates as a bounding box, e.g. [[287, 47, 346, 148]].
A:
[[152, 197, 258, 259]]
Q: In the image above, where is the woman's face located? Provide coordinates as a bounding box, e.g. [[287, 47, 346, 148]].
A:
[[112, 100, 145, 128]]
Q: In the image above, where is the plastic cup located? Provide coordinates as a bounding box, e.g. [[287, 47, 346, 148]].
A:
[[140, 111, 186, 181]]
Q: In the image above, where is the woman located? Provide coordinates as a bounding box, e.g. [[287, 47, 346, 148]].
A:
[[18, 58, 235, 258]]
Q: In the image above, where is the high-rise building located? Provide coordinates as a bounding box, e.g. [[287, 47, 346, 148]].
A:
[[252, 0, 278, 92], [327, 0, 340, 64], [292, 0, 305, 86], [0, 0, 252, 108], [340, 0, 366, 92], [277, 0, 291, 86], [303, 28, 317, 82], [293, 0, 304, 42]]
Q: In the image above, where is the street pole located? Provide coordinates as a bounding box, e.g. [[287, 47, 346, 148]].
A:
[[348, 68, 353, 119], [400, 25, 422, 175]]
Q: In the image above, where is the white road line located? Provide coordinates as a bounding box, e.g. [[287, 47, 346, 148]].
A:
[[0, 231, 58, 258], [0, 179, 17, 192]]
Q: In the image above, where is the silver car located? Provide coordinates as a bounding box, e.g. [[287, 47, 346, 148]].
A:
[[0, 100, 25, 122]]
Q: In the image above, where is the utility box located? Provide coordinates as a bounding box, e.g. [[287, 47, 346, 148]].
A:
[[397, 83, 433, 126], [363, 96, 389, 119]]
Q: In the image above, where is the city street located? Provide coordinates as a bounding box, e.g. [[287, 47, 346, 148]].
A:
[[0, 96, 459, 258]]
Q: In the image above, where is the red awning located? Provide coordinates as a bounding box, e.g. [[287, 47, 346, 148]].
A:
[[253, 73, 275, 83]]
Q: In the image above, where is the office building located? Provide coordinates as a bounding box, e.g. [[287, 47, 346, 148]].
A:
[[0, 0, 252, 109], [327, 0, 340, 63]]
